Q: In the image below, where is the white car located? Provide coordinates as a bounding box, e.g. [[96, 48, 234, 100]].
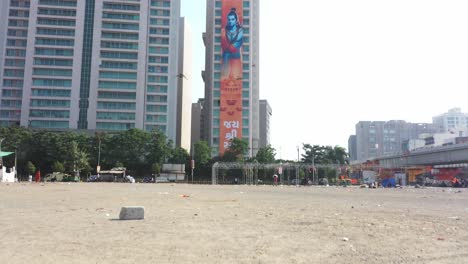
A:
[[155, 177, 169, 183], [125, 175, 135, 183]]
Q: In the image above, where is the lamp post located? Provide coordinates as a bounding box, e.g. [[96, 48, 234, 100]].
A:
[[14, 148, 17, 182], [191, 159, 194, 183], [296, 145, 300, 186], [98, 137, 101, 167], [97, 136, 101, 174], [296, 145, 300, 163], [312, 153, 315, 184]]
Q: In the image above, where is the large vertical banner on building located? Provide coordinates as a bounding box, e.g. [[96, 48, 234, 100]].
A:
[[219, 0, 244, 154]]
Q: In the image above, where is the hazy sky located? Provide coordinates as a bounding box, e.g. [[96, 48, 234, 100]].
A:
[[181, 0, 468, 160]]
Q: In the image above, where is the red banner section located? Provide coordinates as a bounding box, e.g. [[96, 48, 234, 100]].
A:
[[219, 0, 244, 154]]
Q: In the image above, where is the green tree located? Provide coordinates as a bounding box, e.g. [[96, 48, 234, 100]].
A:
[[109, 129, 151, 174], [331, 146, 349, 165], [299, 169, 305, 180], [52, 161, 65, 173], [169, 147, 190, 165], [301, 144, 326, 163], [146, 129, 171, 168], [223, 138, 248, 162], [255, 145, 276, 163], [192, 141, 214, 181], [114, 161, 124, 168], [193, 141, 211, 166], [321, 146, 349, 165], [66, 141, 91, 176], [152, 163, 161, 176], [76, 148, 91, 176], [0, 127, 203, 178], [302, 144, 349, 165], [26, 161, 36, 175], [170, 147, 190, 175], [0, 127, 31, 151], [28, 130, 59, 172]]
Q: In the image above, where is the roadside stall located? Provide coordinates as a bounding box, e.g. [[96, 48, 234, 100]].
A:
[[0, 151, 15, 183]]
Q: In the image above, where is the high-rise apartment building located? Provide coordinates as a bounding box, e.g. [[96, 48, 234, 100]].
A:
[[0, 0, 84, 128], [259, 99, 271, 148], [353, 120, 436, 161], [203, 0, 260, 157], [347, 135, 357, 162], [191, 98, 204, 150], [0, 0, 191, 149]]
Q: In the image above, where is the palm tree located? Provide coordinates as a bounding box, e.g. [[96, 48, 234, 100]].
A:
[[332, 146, 348, 165]]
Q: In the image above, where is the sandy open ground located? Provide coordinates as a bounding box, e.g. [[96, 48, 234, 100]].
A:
[[1, 183, 468, 264]]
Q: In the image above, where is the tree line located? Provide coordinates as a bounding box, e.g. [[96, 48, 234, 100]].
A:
[[219, 138, 349, 165], [0, 127, 187, 179], [0, 127, 348, 181]]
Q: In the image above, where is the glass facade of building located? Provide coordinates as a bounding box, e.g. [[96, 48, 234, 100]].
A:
[[0, 0, 184, 146], [78, 0, 95, 129], [0, 0, 30, 126]]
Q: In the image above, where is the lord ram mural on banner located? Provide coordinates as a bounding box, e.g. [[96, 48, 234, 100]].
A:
[[219, 0, 244, 154]]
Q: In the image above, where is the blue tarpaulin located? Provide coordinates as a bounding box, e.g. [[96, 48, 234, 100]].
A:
[[382, 178, 396, 188]]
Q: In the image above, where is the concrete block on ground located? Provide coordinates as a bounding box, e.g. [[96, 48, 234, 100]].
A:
[[119, 206, 144, 220]]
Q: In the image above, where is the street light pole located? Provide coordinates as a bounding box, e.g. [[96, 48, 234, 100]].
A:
[[96, 135, 101, 176], [14, 148, 17, 181], [296, 145, 300, 163], [296, 145, 299, 186], [312, 154, 315, 184], [98, 137, 101, 168], [191, 159, 194, 183]]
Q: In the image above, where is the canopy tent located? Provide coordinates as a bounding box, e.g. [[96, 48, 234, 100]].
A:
[[0, 151, 14, 157], [0, 151, 16, 183]]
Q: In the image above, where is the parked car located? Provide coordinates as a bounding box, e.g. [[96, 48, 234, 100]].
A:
[[87, 175, 99, 182], [291, 179, 301, 185], [124, 175, 135, 183], [44, 172, 77, 182], [155, 176, 169, 183], [142, 176, 155, 183]]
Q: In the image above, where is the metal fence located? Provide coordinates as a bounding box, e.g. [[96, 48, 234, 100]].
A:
[[211, 162, 344, 185]]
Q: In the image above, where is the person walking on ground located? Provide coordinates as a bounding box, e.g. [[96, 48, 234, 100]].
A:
[[34, 169, 41, 183]]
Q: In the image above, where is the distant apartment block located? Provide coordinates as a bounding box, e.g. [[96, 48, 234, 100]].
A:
[[347, 135, 357, 161], [191, 98, 204, 149], [259, 99, 271, 148], [433, 108, 468, 134], [352, 120, 437, 161]]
